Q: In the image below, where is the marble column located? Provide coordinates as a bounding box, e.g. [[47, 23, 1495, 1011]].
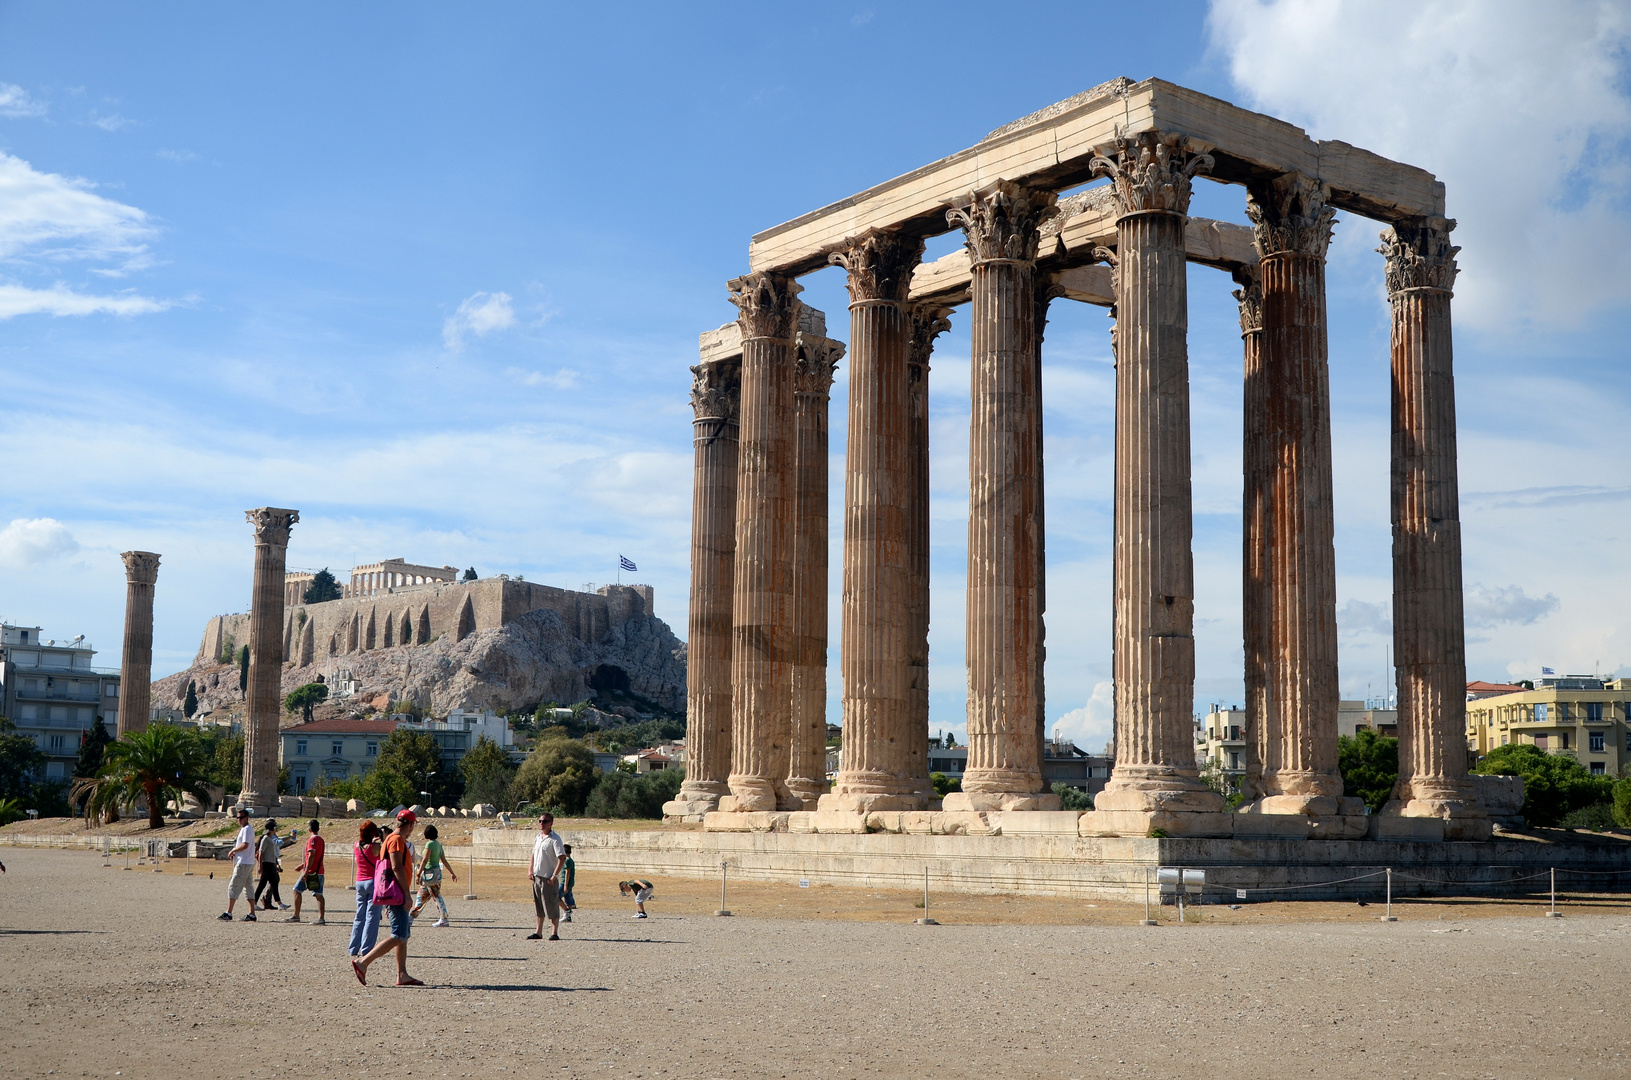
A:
[[664, 358, 741, 821], [906, 302, 951, 804], [116, 551, 160, 737], [942, 181, 1059, 813], [1379, 217, 1489, 838], [722, 272, 803, 813], [787, 329, 843, 808], [1087, 133, 1225, 827], [1242, 173, 1355, 816], [1234, 266, 1269, 804], [822, 228, 927, 813], [240, 507, 298, 812]]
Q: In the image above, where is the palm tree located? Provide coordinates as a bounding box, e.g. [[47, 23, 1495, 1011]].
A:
[[70, 725, 215, 829]]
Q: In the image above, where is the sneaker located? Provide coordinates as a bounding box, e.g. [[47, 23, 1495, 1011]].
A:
[[548, 932, 559, 941], [278, 903, 291, 911], [217, 912, 232, 921], [242, 913, 257, 922], [314, 919, 327, 926], [284, 915, 302, 922], [563, 913, 572, 923], [525, 932, 542, 940], [632, 912, 647, 919], [433, 919, 450, 928]]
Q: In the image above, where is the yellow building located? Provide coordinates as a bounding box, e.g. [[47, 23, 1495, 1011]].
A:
[[1465, 676, 1631, 777]]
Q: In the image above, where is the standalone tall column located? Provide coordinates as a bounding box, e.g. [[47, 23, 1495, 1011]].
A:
[[1242, 173, 1357, 819], [240, 507, 297, 813], [1234, 266, 1268, 804], [942, 181, 1059, 813], [787, 330, 843, 808], [822, 228, 928, 813], [1085, 133, 1226, 833], [721, 272, 803, 813], [116, 551, 160, 737], [907, 303, 951, 804], [664, 359, 741, 822], [1380, 217, 1489, 839]]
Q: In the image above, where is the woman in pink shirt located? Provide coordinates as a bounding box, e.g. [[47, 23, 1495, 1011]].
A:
[[348, 821, 383, 957]]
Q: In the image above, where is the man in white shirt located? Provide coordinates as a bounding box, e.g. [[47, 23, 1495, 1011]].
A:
[[526, 814, 566, 941], [219, 808, 258, 922]]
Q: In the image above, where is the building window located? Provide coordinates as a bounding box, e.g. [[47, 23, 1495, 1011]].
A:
[[1590, 732, 1605, 753], [294, 773, 307, 793], [106, 684, 117, 697], [1590, 762, 1606, 775], [332, 741, 344, 756], [295, 740, 307, 756], [1535, 734, 1548, 749], [1534, 703, 1548, 722], [366, 742, 378, 757], [1586, 702, 1603, 722], [1560, 731, 1571, 750], [1229, 752, 1240, 770], [47, 734, 64, 751], [1558, 702, 1571, 722], [1230, 725, 1241, 741]]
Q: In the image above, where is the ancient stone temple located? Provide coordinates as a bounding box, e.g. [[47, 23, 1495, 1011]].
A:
[[684, 77, 1490, 841]]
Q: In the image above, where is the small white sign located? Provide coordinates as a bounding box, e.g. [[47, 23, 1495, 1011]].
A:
[[1236, 889, 1248, 899], [798, 879, 810, 888]]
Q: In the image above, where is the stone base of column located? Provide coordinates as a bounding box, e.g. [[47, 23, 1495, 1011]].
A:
[[940, 790, 1061, 813], [1237, 793, 1367, 817], [816, 787, 929, 814], [235, 792, 276, 816], [719, 778, 800, 813], [1384, 780, 1493, 840], [1094, 770, 1225, 814], [662, 782, 726, 823], [1078, 809, 1235, 838], [785, 778, 828, 811]]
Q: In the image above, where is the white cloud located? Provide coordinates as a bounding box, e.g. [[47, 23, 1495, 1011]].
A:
[[90, 111, 132, 132], [156, 149, 201, 164], [1054, 680, 1115, 756], [1465, 584, 1559, 628], [1337, 598, 1392, 637], [0, 83, 45, 118], [442, 290, 515, 350], [0, 518, 79, 567], [1208, 0, 1631, 330], [0, 283, 169, 319], [507, 366, 581, 390], [0, 151, 156, 266]]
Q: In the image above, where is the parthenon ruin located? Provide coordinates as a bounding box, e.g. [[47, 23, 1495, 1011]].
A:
[[671, 77, 1491, 841]]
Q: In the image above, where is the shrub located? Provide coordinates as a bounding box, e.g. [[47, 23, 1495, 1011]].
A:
[[1338, 729, 1399, 813], [511, 737, 600, 816], [1475, 744, 1615, 827], [1614, 777, 1631, 829], [583, 767, 685, 819], [1051, 782, 1094, 811], [931, 772, 961, 797], [1561, 802, 1616, 831]]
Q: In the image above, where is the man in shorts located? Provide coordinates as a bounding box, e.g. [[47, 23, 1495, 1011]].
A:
[[219, 808, 257, 922], [351, 809, 423, 987], [527, 813, 565, 942], [286, 819, 326, 924]]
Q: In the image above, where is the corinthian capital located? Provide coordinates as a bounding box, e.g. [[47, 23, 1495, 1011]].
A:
[[246, 507, 299, 548], [690, 360, 740, 421], [1378, 216, 1459, 295], [906, 304, 953, 369], [827, 228, 924, 304], [120, 550, 161, 585], [1231, 265, 1263, 336], [1090, 131, 1213, 216], [946, 180, 1059, 265], [727, 272, 803, 340], [1246, 172, 1337, 259], [794, 333, 843, 396]]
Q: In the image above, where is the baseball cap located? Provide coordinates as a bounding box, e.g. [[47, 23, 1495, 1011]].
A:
[[396, 809, 417, 827]]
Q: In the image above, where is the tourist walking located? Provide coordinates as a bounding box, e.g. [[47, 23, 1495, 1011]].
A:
[[286, 819, 326, 924], [348, 820, 384, 957], [527, 813, 565, 941], [619, 878, 654, 918], [219, 807, 257, 921], [351, 809, 423, 987], [409, 824, 457, 927], [559, 843, 576, 923], [252, 820, 287, 911]]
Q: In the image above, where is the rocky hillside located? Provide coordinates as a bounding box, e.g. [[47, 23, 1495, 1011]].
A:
[[153, 605, 686, 720]]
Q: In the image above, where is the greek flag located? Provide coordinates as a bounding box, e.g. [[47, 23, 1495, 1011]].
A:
[[619, 555, 638, 572], [1541, 666, 1555, 676]]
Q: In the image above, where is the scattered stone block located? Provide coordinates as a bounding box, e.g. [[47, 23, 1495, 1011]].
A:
[[346, 798, 369, 816]]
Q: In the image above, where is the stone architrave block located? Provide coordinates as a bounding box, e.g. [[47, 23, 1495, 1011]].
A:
[[346, 798, 369, 816], [896, 811, 937, 835], [1079, 810, 1235, 838], [1309, 816, 1370, 840], [408, 803, 427, 817], [436, 806, 451, 817], [1469, 774, 1525, 826], [786, 812, 817, 833], [703, 811, 752, 832], [810, 809, 871, 834], [1369, 815, 1445, 842], [995, 810, 1086, 835], [277, 796, 303, 816], [865, 812, 907, 834], [1232, 813, 1312, 840], [300, 797, 319, 818]]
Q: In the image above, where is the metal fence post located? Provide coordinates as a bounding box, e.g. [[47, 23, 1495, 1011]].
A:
[[715, 860, 732, 916]]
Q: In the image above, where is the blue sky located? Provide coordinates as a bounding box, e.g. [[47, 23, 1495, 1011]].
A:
[[1, 1, 1627, 752]]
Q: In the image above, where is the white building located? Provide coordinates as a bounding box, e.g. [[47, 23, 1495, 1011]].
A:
[[0, 624, 121, 781]]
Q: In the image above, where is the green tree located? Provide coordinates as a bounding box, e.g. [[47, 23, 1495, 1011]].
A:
[[183, 680, 199, 719], [1050, 782, 1095, 811], [1474, 743, 1614, 827], [70, 725, 214, 828], [460, 734, 516, 809], [75, 719, 114, 780], [511, 736, 600, 815], [1338, 728, 1399, 813], [461, 567, 478, 582], [0, 796, 23, 826], [237, 645, 249, 693], [284, 682, 330, 722], [302, 568, 343, 604], [930, 772, 961, 798], [375, 728, 461, 806], [583, 767, 684, 819], [0, 716, 46, 802], [202, 730, 245, 800]]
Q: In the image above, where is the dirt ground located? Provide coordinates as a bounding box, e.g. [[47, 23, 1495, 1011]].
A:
[[2, 848, 1629, 1079]]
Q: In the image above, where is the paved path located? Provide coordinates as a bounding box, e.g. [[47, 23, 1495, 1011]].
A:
[[2, 848, 1627, 1079]]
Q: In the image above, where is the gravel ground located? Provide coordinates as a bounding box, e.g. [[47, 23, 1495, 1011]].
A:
[[2, 848, 1629, 1080]]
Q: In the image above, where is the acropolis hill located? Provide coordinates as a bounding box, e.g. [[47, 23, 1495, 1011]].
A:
[[152, 574, 686, 721]]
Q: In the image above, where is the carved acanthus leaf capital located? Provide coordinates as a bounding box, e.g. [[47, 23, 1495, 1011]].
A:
[[690, 360, 740, 422], [120, 550, 160, 585], [946, 179, 1059, 265], [1246, 172, 1337, 259], [246, 508, 298, 548], [1231, 264, 1263, 336], [727, 272, 803, 340], [794, 333, 843, 396], [826, 228, 924, 304], [1090, 131, 1213, 216], [906, 303, 953, 369], [1378, 216, 1459, 295]]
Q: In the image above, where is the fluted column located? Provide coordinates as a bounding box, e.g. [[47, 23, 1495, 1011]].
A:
[[1380, 217, 1488, 837], [116, 551, 160, 737], [906, 303, 951, 804], [941, 181, 1059, 813], [1235, 267, 1268, 804], [722, 272, 803, 813], [1243, 173, 1352, 815], [821, 228, 927, 813], [787, 330, 843, 808], [665, 359, 741, 820], [240, 508, 297, 812], [1090, 133, 1224, 820]]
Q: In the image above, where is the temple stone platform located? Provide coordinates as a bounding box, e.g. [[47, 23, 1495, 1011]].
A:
[[472, 825, 1631, 903]]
